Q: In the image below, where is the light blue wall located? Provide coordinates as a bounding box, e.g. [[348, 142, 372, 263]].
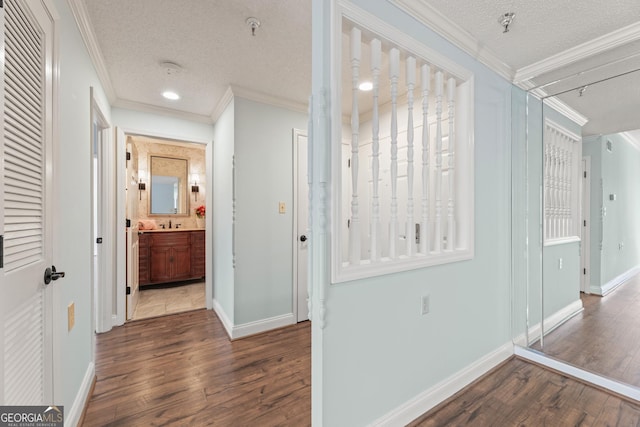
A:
[[233, 97, 308, 324], [111, 108, 215, 143], [213, 100, 235, 321], [322, 2, 512, 425], [583, 134, 640, 292], [600, 134, 640, 283], [53, 0, 111, 409], [582, 136, 603, 291], [540, 102, 582, 319]]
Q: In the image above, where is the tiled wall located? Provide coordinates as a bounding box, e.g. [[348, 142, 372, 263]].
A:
[[131, 135, 206, 229]]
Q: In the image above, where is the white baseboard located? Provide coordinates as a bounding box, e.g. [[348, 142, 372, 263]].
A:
[[597, 265, 640, 296], [212, 299, 295, 340], [369, 342, 513, 427], [515, 346, 640, 401], [65, 362, 95, 427], [212, 298, 234, 339], [232, 313, 295, 339], [513, 299, 583, 347]]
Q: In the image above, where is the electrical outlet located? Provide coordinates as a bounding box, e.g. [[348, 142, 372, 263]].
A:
[[421, 295, 430, 315], [68, 302, 75, 331], [279, 202, 286, 214]]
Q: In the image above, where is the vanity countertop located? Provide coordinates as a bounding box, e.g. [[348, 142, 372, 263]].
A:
[[139, 228, 203, 233]]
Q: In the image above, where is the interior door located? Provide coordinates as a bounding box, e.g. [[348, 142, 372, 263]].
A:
[[126, 138, 140, 319], [295, 130, 309, 322], [0, 0, 56, 404]]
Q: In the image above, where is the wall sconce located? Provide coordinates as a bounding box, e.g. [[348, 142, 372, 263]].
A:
[[190, 173, 200, 201], [138, 171, 146, 200]]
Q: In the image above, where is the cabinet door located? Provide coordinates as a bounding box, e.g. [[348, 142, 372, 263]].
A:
[[172, 245, 192, 280], [150, 246, 173, 283]]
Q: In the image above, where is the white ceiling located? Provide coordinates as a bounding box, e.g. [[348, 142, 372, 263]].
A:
[[79, 0, 640, 135]]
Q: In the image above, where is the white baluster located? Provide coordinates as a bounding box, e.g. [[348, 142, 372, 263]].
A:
[[446, 77, 456, 251], [406, 56, 416, 256], [370, 39, 381, 262], [434, 71, 443, 253], [349, 28, 361, 264], [389, 48, 400, 259], [420, 64, 430, 255]]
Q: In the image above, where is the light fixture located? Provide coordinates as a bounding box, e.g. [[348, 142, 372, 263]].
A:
[[138, 171, 146, 200], [162, 91, 180, 100], [246, 17, 261, 36], [191, 173, 200, 201], [498, 12, 515, 33], [359, 81, 373, 91]]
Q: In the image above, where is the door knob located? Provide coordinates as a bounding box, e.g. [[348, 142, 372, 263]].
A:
[[300, 235, 307, 242], [44, 265, 66, 285]]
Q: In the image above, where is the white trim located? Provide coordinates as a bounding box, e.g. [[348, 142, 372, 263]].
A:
[[514, 299, 583, 347], [66, 0, 116, 103], [340, 1, 473, 81], [515, 346, 640, 401], [542, 96, 589, 127], [212, 298, 234, 339], [369, 342, 513, 427], [113, 98, 214, 124], [389, 0, 513, 81], [231, 313, 296, 340], [292, 129, 301, 323], [514, 21, 640, 85], [597, 265, 640, 296], [544, 236, 581, 247], [620, 132, 640, 152], [229, 85, 308, 115], [581, 156, 591, 294], [212, 299, 296, 340], [211, 86, 234, 123], [64, 362, 95, 427]]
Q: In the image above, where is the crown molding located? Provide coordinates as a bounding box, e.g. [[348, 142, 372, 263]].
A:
[[229, 85, 308, 115], [390, 0, 514, 82], [113, 98, 214, 124], [514, 21, 640, 85], [542, 95, 589, 127], [210, 86, 235, 123], [67, 0, 117, 103], [620, 131, 640, 152]]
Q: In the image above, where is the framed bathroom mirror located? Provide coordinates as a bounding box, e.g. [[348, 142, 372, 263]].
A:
[[149, 155, 189, 215]]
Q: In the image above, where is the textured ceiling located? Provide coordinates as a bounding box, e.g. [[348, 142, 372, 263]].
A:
[[416, 0, 640, 71], [82, 0, 640, 136], [84, 0, 311, 119]]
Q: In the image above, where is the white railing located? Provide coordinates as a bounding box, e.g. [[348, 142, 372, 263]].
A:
[[332, 10, 475, 282], [544, 120, 581, 243]]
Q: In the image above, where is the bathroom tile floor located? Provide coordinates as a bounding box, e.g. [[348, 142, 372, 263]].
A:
[[132, 281, 205, 320]]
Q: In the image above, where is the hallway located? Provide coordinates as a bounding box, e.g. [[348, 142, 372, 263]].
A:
[[82, 310, 311, 426]]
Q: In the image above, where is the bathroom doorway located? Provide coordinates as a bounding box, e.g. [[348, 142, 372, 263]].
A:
[[122, 132, 209, 321]]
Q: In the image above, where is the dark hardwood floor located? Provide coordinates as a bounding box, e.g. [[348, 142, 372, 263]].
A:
[[410, 358, 640, 426], [82, 309, 311, 426], [533, 273, 640, 388], [83, 307, 640, 426]]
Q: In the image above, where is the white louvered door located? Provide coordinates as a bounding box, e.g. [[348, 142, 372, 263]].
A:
[[0, 0, 55, 405]]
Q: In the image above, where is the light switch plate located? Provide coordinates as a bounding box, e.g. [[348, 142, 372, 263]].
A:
[[279, 202, 286, 214]]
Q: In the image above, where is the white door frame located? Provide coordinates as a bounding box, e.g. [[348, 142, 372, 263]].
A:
[[581, 156, 591, 293], [292, 128, 309, 322], [114, 128, 213, 325], [90, 88, 113, 334]]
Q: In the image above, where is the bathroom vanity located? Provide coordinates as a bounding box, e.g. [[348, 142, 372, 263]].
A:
[[138, 229, 205, 286]]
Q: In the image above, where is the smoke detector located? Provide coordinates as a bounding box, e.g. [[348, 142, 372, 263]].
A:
[[160, 61, 182, 75]]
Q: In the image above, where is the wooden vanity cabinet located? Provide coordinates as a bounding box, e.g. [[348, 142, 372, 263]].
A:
[[138, 230, 205, 286]]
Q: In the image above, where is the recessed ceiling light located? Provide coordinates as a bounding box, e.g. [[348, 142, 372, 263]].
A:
[[359, 81, 373, 91], [162, 91, 180, 100]]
